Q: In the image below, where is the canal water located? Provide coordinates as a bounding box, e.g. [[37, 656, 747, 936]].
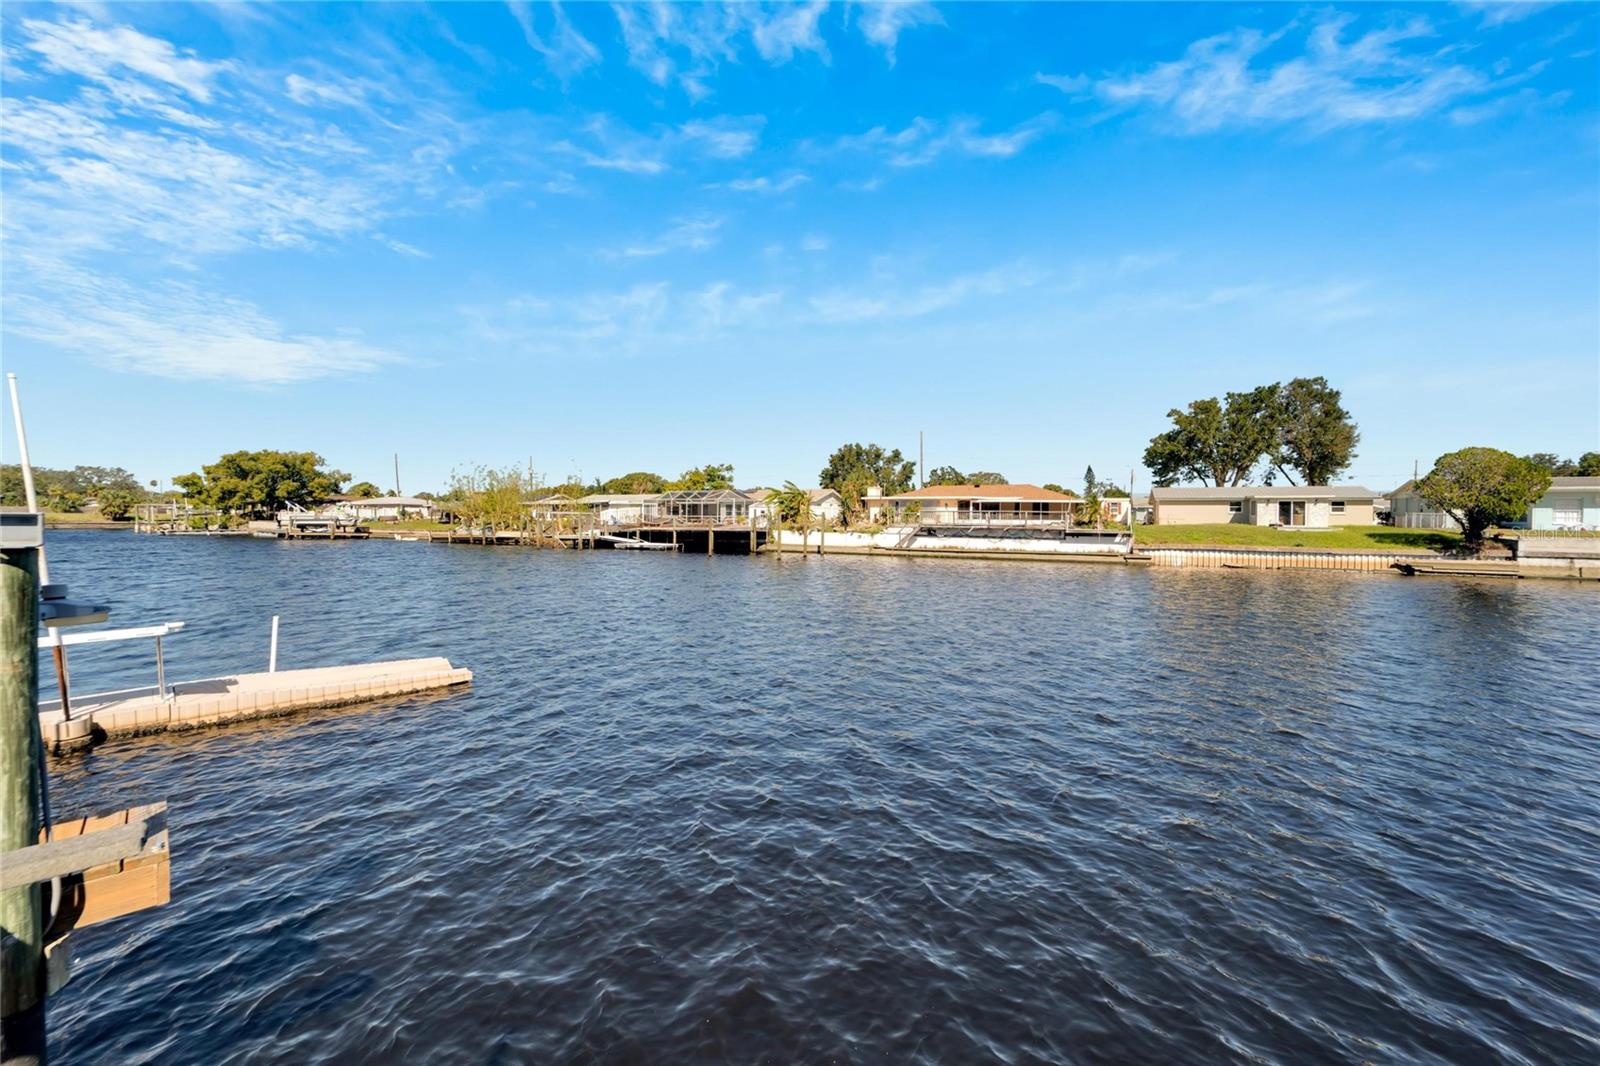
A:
[[39, 532, 1600, 1064]]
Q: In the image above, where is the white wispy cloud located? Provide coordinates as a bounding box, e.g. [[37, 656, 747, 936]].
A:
[[678, 115, 764, 158], [854, 1, 943, 65], [834, 113, 1058, 167], [809, 265, 1042, 323], [715, 173, 811, 194], [557, 113, 764, 174], [20, 17, 229, 102], [1458, 2, 1555, 29], [467, 279, 784, 356], [2, 14, 468, 384], [611, 1, 934, 98], [507, 0, 601, 79], [6, 265, 397, 384], [800, 234, 830, 252], [603, 215, 724, 259], [1046, 13, 1514, 134]]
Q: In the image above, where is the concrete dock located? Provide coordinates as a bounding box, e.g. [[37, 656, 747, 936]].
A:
[[40, 657, 472, 751]]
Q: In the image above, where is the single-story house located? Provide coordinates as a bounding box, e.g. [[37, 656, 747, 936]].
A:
[[576, 493, 662, 525], [1098, 496, 1134, 525], [659, 488, 754, 524], [342, 496, 435, 521], [1529, 476, 1600, 530], [746, 488, 844, 524], [873, 484, 1079, 525], [1130, 495, 1154, 525], [1150, 485, 1378, 527], [1388, 480, 1459, 530]]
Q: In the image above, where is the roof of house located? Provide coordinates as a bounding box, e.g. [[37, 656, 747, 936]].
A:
[[746, 488, 839, 502], [1152, 484, 1378, 501], [577, 493, 660, 505], [883, 483, 1078, 502], [347, 496, 431, 507], [659, 488, 751, 501], [1548, 476, 1600, 489]]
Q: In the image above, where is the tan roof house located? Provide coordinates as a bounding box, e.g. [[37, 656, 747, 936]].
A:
[[1151, 485, 1378, 527], [874, 483, 1079, 525]]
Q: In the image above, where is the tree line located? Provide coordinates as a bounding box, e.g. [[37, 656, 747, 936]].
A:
[[0, 464, 146, 518], [1143, 376, 1359, 488]]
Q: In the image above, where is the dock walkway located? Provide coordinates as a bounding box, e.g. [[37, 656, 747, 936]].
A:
[[40, 657, 472, 750]]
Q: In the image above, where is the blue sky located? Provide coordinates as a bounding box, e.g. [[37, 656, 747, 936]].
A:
[[2, 1, 1596, 494]]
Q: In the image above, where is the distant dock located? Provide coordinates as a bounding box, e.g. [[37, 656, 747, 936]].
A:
[[40, 657, 472, 752]]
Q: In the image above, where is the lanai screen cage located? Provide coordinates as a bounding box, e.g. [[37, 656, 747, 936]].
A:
[[659, 489, 752, 524]]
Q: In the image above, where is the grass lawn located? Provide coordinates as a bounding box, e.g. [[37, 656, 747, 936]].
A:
[[43, 511, 129, 525], [1132, 524, 1459, 553], [361, 518, 453, 532]]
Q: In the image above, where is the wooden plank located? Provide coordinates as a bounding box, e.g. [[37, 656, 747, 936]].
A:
[[3, 804, 170, 930], [71, 849, 170, 928], [1, 824, 145, 890]]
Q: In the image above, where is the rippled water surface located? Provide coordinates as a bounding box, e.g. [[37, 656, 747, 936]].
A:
[[38, 532, 1600, 1064]]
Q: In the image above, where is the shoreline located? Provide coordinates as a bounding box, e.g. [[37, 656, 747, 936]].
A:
[[51, 523, 1597, 581]]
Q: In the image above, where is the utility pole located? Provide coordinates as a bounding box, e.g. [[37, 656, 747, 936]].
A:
[[393, 454, 401, 497], [919, 431, 925, 488], [1, 517, 45, 1064]]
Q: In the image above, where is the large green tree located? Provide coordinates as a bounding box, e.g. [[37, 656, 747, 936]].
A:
[[667, 464, 735, 491], [348, 481, 382, 498], [96, 488, 140, 520], [175, 450, 349, 517], [819, 443, 916, 496], [600, 471, 667, 494], [966, 471, 1008, 485], [1143, 386, 1280, 487], [1272, 376, 1359, 485], [925, 465, 965, 486], [1145, 378, 1359, 487], [1417, 448, 1551, 551]]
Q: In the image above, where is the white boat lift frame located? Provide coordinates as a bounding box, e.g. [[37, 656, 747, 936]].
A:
[[37, 623, 187, 703]]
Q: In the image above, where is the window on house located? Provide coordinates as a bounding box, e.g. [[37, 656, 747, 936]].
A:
[[1228, 501, 1242, 514], [1332, 501, 1346, 514]]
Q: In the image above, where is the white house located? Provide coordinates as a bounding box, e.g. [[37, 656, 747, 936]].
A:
[[746, 488, 844, 524], [1528, 477, 1600, 530], [576, 493, 662, 525], [1388, 480, 1460, 530], [343, 496, 435, 521]]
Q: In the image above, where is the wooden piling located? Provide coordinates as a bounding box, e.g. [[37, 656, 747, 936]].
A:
[[1, 543, 45, 1062], [707, 528, 715, 556]]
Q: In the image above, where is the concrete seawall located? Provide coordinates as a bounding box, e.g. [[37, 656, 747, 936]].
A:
[[1137, 548, 1409, 572]]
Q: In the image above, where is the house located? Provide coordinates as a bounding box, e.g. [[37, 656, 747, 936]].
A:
[[746, 488, 844, 524], [1150, 485, 1379, 527], [1388, 480, 1459, 530], [342, 496, 435, 521], [873, 484, 1079, 525], [1528, 477, 1600, 530], [1098, 496, 1134, 525], [658, 488, 754, 524], [576, 493, 662, 526], [525, 494, 577, 520], [1129, 495, 1154, 525]]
